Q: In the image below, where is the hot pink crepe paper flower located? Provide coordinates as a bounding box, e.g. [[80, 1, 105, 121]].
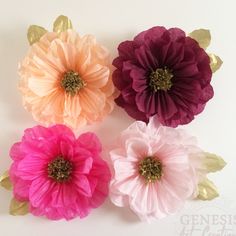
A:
[[19, 29, 115, 129], [109, 117, 209, 222], [9, 125, 111, 220]]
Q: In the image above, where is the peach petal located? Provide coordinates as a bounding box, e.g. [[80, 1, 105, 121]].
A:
[[83, 64, 109, 88], [28, 76, 58, 97], [79, 87, 105, 114], [64, 94, 81, 118]]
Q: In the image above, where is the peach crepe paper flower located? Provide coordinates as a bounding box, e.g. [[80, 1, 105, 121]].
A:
[[19, 29, 115, 129], [109, 117, 210, 222]]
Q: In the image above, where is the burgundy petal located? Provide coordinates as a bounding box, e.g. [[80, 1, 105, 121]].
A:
[[134, 45, 158, 70], [136, 89, 156, 115], [130, 68, 148, 92]]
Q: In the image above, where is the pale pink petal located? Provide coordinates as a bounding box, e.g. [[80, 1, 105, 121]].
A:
[[126, 137, 152, 160], [129, 183, 167, 221], [109, 188, 129, 207], [113, 159, 137, 181]]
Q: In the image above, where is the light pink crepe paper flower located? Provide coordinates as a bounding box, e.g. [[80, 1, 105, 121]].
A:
[[109, 116, 205, 222]]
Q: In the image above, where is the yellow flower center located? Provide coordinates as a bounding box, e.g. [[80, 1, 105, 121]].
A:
[[138, 156, 163, 183], [48, 156, 72, 182], [61, 71, 86, 95], [149, 67, 173, 92]]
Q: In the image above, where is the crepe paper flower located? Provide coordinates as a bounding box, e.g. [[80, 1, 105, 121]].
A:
[[7, 124, 111, 220], [112, 27, 222, 127], [19, 15, 115, 130], [109, 117, 226, 222]]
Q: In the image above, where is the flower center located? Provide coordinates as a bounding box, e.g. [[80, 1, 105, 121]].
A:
[[138, 156, 163, 183], [61, 71, 86, 95], [48, 156, 72, 182], [149, 67, 173, 92]]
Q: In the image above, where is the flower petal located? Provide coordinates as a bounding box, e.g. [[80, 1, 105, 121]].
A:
[[79, 87, 105, 113], [29, 177, 55, 208], [77, 132, 102, 155], [73, 157, 93, 174], [28, 76, 58, 97], [74, 175, 92, 197], [83, 64, 109, 88], [64, 94, 81, 118], [16, 154, 47, 180]]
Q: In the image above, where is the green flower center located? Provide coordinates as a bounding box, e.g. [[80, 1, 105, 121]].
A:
[[61, 71, 86, 95], [48, 156, 72, 182], [149, 67, 173, 92], [138, 156, 163, 183]]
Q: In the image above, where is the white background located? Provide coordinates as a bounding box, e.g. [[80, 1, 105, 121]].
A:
[[0, 0, 236, 235]]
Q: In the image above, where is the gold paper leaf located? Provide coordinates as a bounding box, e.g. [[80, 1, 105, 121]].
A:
[[53, 15, 73, 34], [0, 171, 12, 190], [197, 178, 219, 200], [203, 152, 226, 173], [188, 29, 211, 49], [9, 198, 29, 216], [209, 53, 223, 73], [27, 25, 47, 45]]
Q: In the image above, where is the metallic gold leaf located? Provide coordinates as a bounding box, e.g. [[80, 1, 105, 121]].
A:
[[188, 29, 211, 49], [0, 171, 12, 190], [209, 53, 223, 73], [203, 152, 226, 173], [27, 25, 47, 45], [197, 178, 219, 200], [9, 198, 29, 216], [53, 15, 73, 34]]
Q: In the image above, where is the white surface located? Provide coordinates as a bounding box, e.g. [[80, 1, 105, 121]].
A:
[[0, 0, 236, 235]]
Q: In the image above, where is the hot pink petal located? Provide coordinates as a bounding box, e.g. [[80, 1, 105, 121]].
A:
[[77, 132, 102, 155], [74, 175, 92, 197], [16, 154, 47, 180], [9, 142, 24, 161], [73, 157, 93, 174]]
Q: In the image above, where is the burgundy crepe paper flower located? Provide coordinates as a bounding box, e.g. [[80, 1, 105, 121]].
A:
[[112, 26, 213, 127]]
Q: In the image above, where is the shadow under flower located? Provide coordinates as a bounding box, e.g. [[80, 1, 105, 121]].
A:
[[101, 199, 140, 224]]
